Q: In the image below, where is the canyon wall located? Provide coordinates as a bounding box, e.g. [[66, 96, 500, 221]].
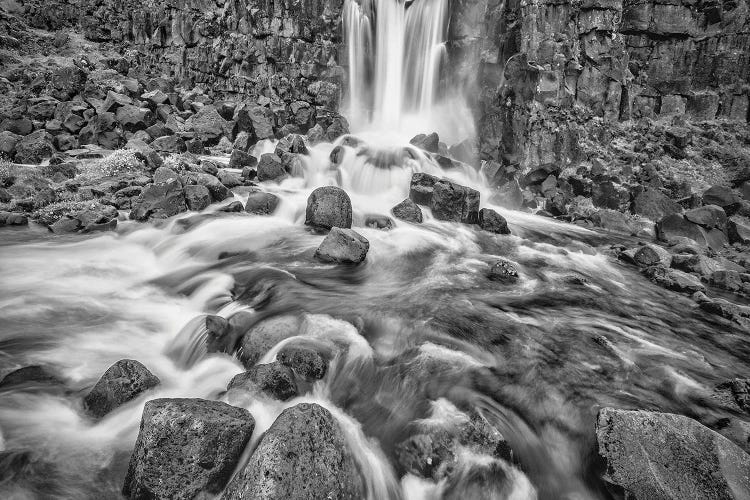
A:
[[449, 0, 750, 171]]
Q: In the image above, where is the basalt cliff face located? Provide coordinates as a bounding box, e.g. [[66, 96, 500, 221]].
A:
[[449, 0, 750, 170]]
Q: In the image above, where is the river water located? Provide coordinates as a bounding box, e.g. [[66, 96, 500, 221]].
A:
[[2, 0, 750, 498]]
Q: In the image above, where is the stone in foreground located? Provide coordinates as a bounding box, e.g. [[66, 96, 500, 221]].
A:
[[83, 359, 160, 418], [124, 398, 254, 500], [431, 179, 480, 224], [315, 227, 369, 264], [305, 186, 353, 230], [596, 408, 750, 500], [391, 198, 423, 223], [222, 403, 362, 500], [478, 208, 510, 234]]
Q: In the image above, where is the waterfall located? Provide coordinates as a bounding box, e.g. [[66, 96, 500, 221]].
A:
[[343, 0, 450, 134]]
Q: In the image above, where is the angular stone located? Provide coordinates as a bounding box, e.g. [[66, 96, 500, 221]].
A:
[[632, 188, 681, 220], [431, 179, 480, 224], [151, 135, 186, 153], [227, 362, 298, 401], [14, 130, 55, 164], [277, 345, 328, 380], [409, 172, 439, 206], [314, 227, 369, 264], [488, 259, 519, 283], [239, 315, 303, 368], [727, 217, 750, 244], [410, 132, 439, 153], [83, 359, 160, 418], [257, 153, 286, 183], [123, 398, 254, 500], [656, 213, 707, 246], [391, 198, 423, 223], [229, 149, 257, 169], [129, 179, 187, 221], [684, 204, 727, 230], [244, 191, 280, 215], [194, 173, 230, 202], [184, 184, 211, 211], [633, 244, 672, 268], [478, 208, 510, 234], [305, 186, 353, 230]]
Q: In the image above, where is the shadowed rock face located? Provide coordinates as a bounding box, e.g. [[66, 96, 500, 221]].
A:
[[596, 408, 750, 499], [83, 359, 160, 418], [222, 402, 363, 500]]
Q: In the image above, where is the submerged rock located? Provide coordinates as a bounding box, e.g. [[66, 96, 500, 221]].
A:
[[123, 398, 254, 500], [0, 365, 63, 389], [222, 403, 363, 500], [489, 260, 519, 283], [364, 214, 394, 230], [478, 208, 510, 234], [228, 362, 298, 401], [83, 359, 160, 418], [596, 408, 750, 500], [391, 198, 423, 223], [314, 227, 369, 264], [239, 314, 303, 368], [305, 186, 353, 230]]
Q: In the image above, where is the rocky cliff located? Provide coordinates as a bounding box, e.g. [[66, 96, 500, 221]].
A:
[[449, 0, 750, 170]]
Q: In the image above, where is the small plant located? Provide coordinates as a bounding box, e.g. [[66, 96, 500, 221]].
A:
[[32, 200, 93, 226], [78, 149, 146, 182]]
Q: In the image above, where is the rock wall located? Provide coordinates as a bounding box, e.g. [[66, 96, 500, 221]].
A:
[[449, 0, 750, 171]]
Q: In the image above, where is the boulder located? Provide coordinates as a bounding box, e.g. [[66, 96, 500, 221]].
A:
[[590, 209, 633, 234], [245, 191, 280, 215], [83, 359, 160, 419], [0, 131, 20, 157], [410, 132, 439, 153], [478, 208, 510, 234], [116, 105, 154, 132], [684, 205, 727, 230], [184, 184, 211, 211], [727, 217, 750, 244], [129, 179, 187, 221], [364, 214, 394, 230], [239, 315, 303, 368], [409, 172, 439, 205], [14, 130, 55, 164], [152, 167, 180, 184], [596, 408, 750, 500], [227, 362, 298, 401], [229, 149, 257, 169], [633, 244, 672, 268], [671, 254, 722, 278], [0, 212, 28, 226], [0, 118, 33, 136], [277, 345, 328, 381], [314, 227, 369, 264], [391, 198, 423, 223], [0, 365, 63, 389], [431, 179, 480, 223], [184, 105, 227, 145], [222, 403, 363, 500], [275, 134, 309, 156], [151, 135, 186, 153], [656, 213, 707, 246], [632, 188, 681, 220], [305, 186, 353, 230], [257, 153, 286, 182], [194, 173, 230, 201], [488, 260, 519, 283], [643, 266, 706, 294], [217, 169, 242, 188], [247, 106, 275, 140], [703, 186, 742, 215], [592, 181, 627, 210], [123, 398, 254, 500]]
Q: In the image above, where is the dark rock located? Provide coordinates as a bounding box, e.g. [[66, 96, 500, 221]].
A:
[[442, 462, 511, 500], [116, 105, 155, 132], [315, 227, 369, 264], [275, 134, 309, 156], [245, 191, 280, 215], [227, 362, 297, 401], [684, 205, 727, 229], [656, 213, 707, 246], [0, 365, 62, 389], [478, 208, 510, 234], [277, 345, 327, 380], [703, 185, 742, 215], [151, 135, 186, 153], [219, 200, 244, 213], [391, 198, 423, 223], [596, 408, 750, 500], [643, 265, 706, 294], [184, 105, 227, 145], [0, 118, 33, 136], [0, 131, 20, 157], [0, 211, 27, 226], [129, 179, 187, 221], [152, 166, 180, 184], [727, 217, 750, 244], [14, 130, 55, 164], [409, 172, 439, 205], [83, 359, 160, 419], [632, 188, 681, 220], [184, 184, 211, 211], [305, 186, 353, 230], [431, 179, 480, 223], [123, 398, 254, 500], [229, 149, 257, 169], [247, 106, 275, 140], [633, 244, 671, 268], [489, 260, 519, 283], [590, 209, 633, 234], [256, 153, 286, 183], [222, 403, 363, 500], [364, 214, 394, 230], [592, 181, 626, 210], [410, 133, 439, 153], [239, 315, 303, 368], [710, 270, 743, 293], [671, 254, 722, 278], [716, 379, 750, 413], [217, 169, 242, 188], [194, 173, 230, 202]]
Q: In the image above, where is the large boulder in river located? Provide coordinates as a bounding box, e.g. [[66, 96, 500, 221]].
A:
[[245, 190, 280, 215], [239, 314, 303, 368], [409, 172, 439, 205], [656, 213, 707, 245], [305, 186, 353, 230], [596, 408, 750, 499], [478, 208, 510, 234], [83, 359, 160, 418], [315, 227, 369, 264], [227, 362, 298, 401], [431, 179, 480, 223], [123, 398, 255, 500], [193, 173, 230, 202], [222, 403, 363, 500], [278, 345, 328, 381], [257, 153, 287, 182], [129, 179, 187, 221], [391, 198, 423, 223]]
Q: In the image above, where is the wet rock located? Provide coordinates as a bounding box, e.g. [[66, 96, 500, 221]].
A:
[[489, 260, 519, 283], [123, 398, 254, 500], [184, 184, 211, 211], [245, 190, 280, 215], [277, 345, 328, 380], [305, 186, 353, 230], [193, 173, 230, 202], [590, 209, 633, 234], [314, 227, 369, 264], [0, 365, 63, 389], [703, 185, 742, 215], [83, 359, 160, 419], [364, 214, 394, 230], [228, 362, 298, 401], [129, 179, 187, 221], [632, 188, 681, 220], [633, 244, 671, 268], [151, 135, 186, 153], [0, 130, 20, 157], [239, 315, 303, 368], [391, 198, 423, 223], [684, 205, 727, 230], [217, 169, 242, 188], [229, 149, 257, 169], [14, 130, 55, 164], [256, 153, 286, 182], [671, 254, 722, 278], [219, 200, 244, 213], [727, 217, 750, 244], [409, 172, 439, 205], [643, 265, 705, 294], [716, 379, 750, 413], [410, 132, 439, 153], [431, 179, 480, 224], [478, 208, 510, 234], [656, 213, 707, 246], [222, 403, 363, 500], [596, 408, 750, 500]]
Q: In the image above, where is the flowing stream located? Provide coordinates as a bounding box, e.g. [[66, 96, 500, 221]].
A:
[[1, 0, 750, 499]]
